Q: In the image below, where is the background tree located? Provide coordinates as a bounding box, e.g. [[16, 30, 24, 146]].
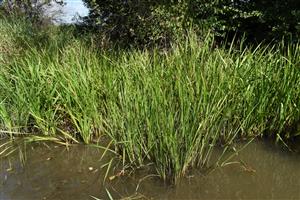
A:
[[81, 0, 300, 46]]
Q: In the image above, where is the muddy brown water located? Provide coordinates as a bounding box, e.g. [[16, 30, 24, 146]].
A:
[[1, 139, 300, 200]]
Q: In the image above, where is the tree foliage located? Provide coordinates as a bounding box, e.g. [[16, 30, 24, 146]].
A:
[[1, 0, 63, 23], [82, 0, 300, 46], [81, 0, 189, 46], [2, 0, 299, 45]]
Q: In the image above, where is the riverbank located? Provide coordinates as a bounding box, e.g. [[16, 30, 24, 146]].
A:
[[1, 15, 300, 183]]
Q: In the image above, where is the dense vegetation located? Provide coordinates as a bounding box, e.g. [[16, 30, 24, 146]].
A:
[[82, 0, 300, 46], [0, 1, 300, 182]]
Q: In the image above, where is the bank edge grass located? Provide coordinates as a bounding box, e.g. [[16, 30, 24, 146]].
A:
[[1, 18, 300, 182]]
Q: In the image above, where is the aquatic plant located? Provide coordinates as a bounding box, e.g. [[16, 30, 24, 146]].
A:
[[0, 16, 299, 182]]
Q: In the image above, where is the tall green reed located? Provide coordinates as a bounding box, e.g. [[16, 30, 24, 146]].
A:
[[0, 17, 300, 182]]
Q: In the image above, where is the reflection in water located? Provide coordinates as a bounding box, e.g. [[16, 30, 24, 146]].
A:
[[1, 140, 300, 199], [162, 141, 300, 199]]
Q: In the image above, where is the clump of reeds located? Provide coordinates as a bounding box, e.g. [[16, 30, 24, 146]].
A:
[[0, 16, 299, 182]]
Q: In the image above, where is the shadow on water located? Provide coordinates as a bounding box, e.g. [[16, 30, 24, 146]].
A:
[[1, 138, 300, 199]]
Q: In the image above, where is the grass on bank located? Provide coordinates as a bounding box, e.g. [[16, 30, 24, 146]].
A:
[[0, 16, 300, 182]]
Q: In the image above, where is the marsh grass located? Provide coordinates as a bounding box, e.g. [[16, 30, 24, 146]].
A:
[[0, 16, 300, 182]]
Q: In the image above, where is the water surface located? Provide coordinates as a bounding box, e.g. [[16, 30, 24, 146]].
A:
[[1, 139, 300, 199]]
